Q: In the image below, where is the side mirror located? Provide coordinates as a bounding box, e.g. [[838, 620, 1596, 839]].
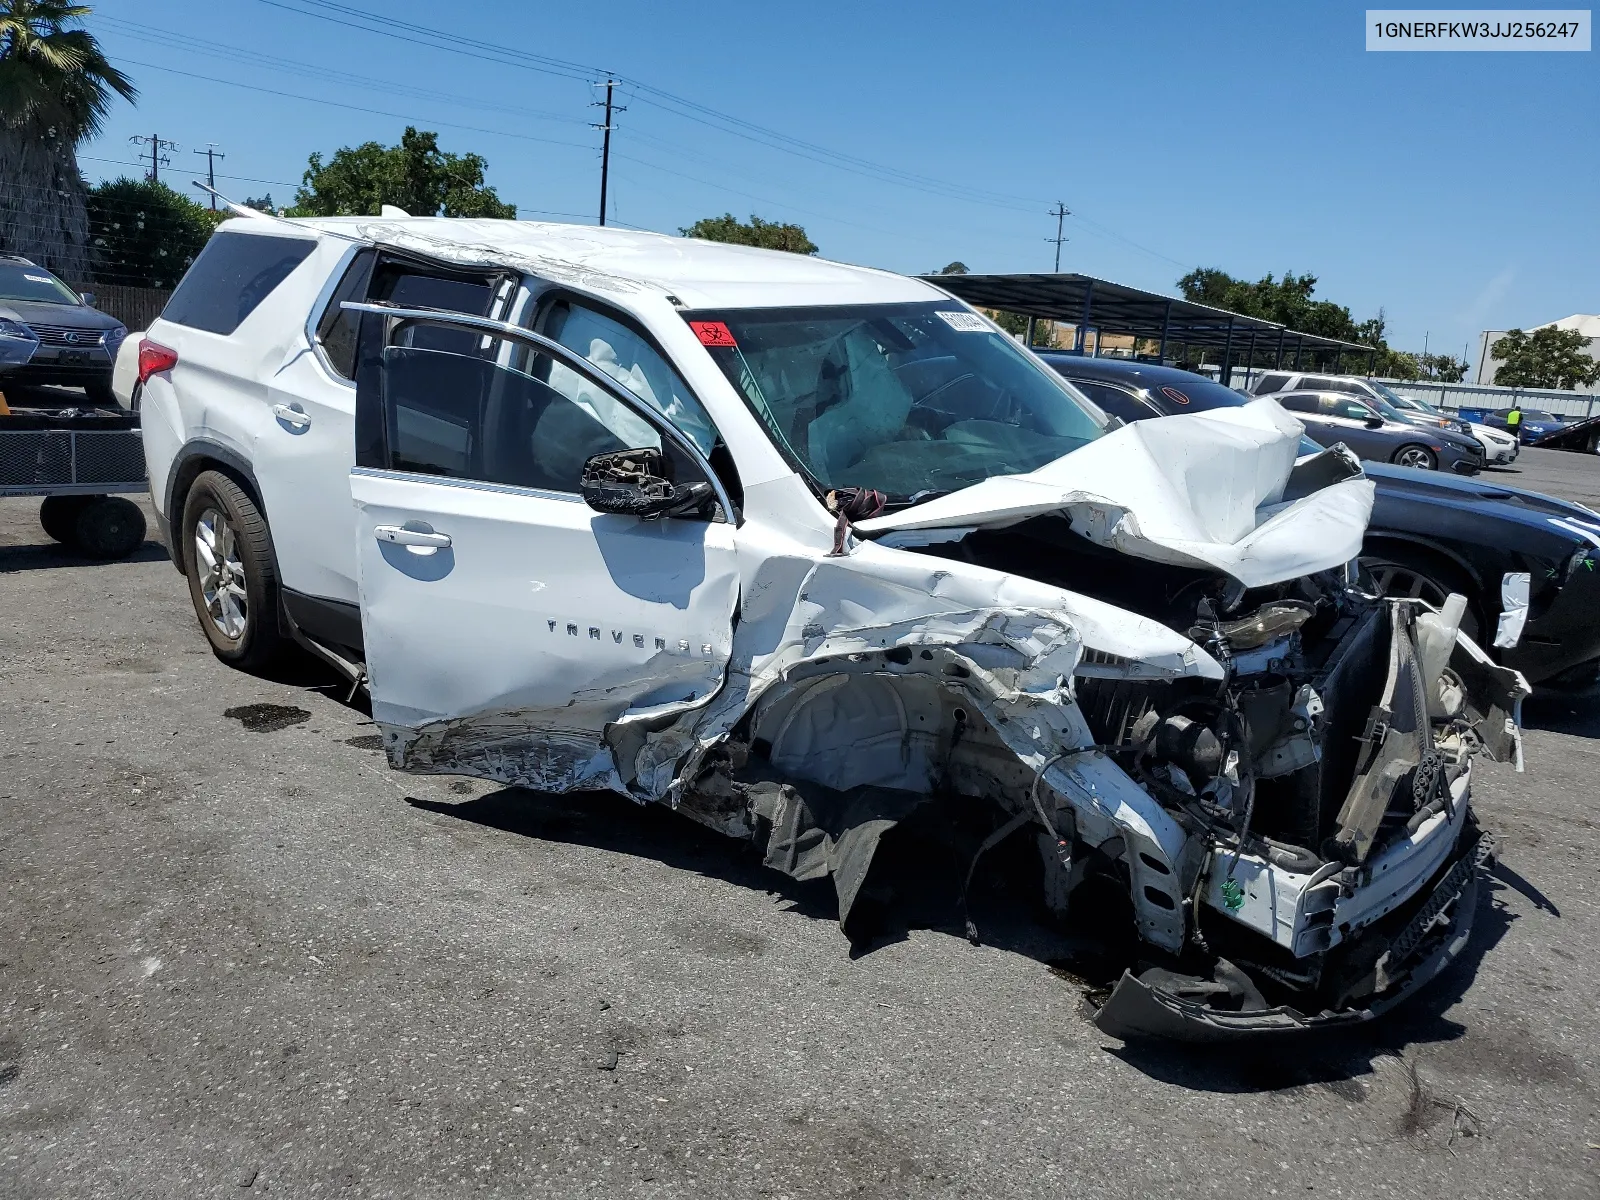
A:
[[80, 291, 97, 307], [1364, 416, 1385, 428], [580, 447, 713, 519]]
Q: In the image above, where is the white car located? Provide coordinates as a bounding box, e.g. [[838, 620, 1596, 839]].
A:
[[121, 213, 1525, 1040]]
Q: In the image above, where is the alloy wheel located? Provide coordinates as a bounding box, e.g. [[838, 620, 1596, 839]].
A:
[[1362, 560, 1450, 607], [194, 507, 248, 640], [1395, 446, 1436, 469]]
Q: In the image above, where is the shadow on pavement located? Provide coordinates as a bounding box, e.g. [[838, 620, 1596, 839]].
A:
[[0, 539, 168, 572], [1520, 693, 1600, 738], [1104, 872, 1519, 1092]]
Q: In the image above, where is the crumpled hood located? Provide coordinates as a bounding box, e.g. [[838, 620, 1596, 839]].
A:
[[856, 398, 1376, 588]]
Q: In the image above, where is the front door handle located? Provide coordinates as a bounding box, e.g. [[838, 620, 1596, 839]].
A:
[[375, 524, 452, 549], [272, 402, 311, 429]]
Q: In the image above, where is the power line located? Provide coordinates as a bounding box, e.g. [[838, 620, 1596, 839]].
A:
[[1046, 201, 1070, 272], [256, 0, 1047, 213], [113, 58, 593, 153], [129, 132, 177, 182]]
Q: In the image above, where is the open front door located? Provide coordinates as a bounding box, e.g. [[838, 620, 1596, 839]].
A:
[[347, 305, 741, 794]]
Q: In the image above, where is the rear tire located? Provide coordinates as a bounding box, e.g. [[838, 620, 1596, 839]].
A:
[[72, 496, 146, 559], [181, 470, 287, 671], [1391, 444, 1438, 470], [39, 494, 93, 544]]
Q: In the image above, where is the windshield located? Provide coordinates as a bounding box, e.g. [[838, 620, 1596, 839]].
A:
[[1385, 390, 1441, 415], [1368, 382, 1417, 409], [0, 263, 81, 306], [689, 302, 1104, 501]]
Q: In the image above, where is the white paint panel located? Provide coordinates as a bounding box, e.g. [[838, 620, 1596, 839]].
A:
[[856, 398, 1376, 587], [352, 469, 740, 745]]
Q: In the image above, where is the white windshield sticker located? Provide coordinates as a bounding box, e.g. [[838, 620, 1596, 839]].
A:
[[23, 274, 52, 283], [935, 310, 991, 333]]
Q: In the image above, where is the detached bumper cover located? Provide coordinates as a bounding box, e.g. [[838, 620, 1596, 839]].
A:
[[1093, 831, 1496, 1042]]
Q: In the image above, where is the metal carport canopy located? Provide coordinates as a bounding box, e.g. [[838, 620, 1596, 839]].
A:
[[920, 271, 1376, 365]]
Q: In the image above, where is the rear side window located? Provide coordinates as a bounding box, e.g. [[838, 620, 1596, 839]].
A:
[[1276, 393, 1319, 414], [162, 231, 315, 335], [314, 249, 376, 379], [370, 267, 494, 355], [1253, 372, 1291, 395]]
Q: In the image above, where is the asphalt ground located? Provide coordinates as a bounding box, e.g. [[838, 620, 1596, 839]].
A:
[[2, 447, 1598, 1198]]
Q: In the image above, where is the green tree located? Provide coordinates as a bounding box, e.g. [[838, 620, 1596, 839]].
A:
[[679, 213, 817, 255], [0, 1, 136, 280], [1418, 352, 1469, 383], [1179, 267, 1428, 379], [1490, 327, 1600, 391], [292, 126, 516, 219], [242, 193, 277, 214], [86, 177, 222, 288], [933, 261, 969, 275]]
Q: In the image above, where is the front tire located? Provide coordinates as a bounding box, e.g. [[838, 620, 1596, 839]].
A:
[[181, 470, 287, 671], [1392, 443, 1438, 470]]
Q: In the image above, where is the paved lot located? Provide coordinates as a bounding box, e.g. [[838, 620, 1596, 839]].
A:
[[2, 450, 1598, 1198]]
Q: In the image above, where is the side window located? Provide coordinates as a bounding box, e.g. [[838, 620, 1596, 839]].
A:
[[314, 248, 376, 380], [1070, 380, 1159, 422], [353, 262, 502, 465], [1324, 396, 1374, 420], [371, 329, 708, 503], [538, 297, 717, 455], [161, 231, 316, 335], [1254, 372, 1292, 395], [370, 265, 496, 355], [1276, 393, 1319, 414]]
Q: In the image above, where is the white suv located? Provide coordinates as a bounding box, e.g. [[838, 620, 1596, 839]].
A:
[[123, 214, 1525, 1040]]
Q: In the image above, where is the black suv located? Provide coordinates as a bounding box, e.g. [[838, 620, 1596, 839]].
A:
[[0, 255, 127, 405], [1039, 352, 1600, 689]]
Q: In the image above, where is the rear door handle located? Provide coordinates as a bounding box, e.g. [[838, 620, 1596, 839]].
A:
[[272, 402, 311, 428], [375, 525, 452, 549]]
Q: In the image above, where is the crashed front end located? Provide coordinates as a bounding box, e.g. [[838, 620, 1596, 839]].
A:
[[674, 402, 1528, 1041], [388, 396, 1526, 1041]]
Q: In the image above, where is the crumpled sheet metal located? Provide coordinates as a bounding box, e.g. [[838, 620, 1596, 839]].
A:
[[856, 399, 1376, 588], [623, 539, 1224, 799]]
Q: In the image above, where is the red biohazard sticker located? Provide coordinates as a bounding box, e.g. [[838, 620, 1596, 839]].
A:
[[689, 320, 737, 347], [1160, 386, 1191, 406]]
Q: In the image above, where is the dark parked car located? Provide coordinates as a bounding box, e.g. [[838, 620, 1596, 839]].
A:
[[1461, 406, 1571, 441], [1270, 389, 1484, 473], [0, 255, 127, 405], [1039, 353, 1600, 689]]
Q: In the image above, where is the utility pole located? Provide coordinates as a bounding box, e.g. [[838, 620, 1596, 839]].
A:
[[1046, 201, 1071, 272], [194, 144, 225, 208], [591, 78, 626, 227], [129, 133, 178, 183]]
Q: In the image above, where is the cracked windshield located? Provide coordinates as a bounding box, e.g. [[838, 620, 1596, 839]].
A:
[[691, 302, 1104, 502]]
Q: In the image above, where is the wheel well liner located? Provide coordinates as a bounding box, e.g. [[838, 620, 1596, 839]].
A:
[[163, 440, 270, 576]]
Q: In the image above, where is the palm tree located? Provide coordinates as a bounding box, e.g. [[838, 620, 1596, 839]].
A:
[[0, 1, 135, 281]]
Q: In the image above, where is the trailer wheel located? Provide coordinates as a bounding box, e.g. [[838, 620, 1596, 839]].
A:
[[39, 494, 94, 544], [72, 496, 147, 559]]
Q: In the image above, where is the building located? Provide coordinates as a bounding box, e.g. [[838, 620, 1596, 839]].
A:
[[1476, 313, 1600, 391]]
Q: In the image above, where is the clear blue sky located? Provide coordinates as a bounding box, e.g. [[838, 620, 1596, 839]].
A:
[[85, 0, 1597, 358]]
